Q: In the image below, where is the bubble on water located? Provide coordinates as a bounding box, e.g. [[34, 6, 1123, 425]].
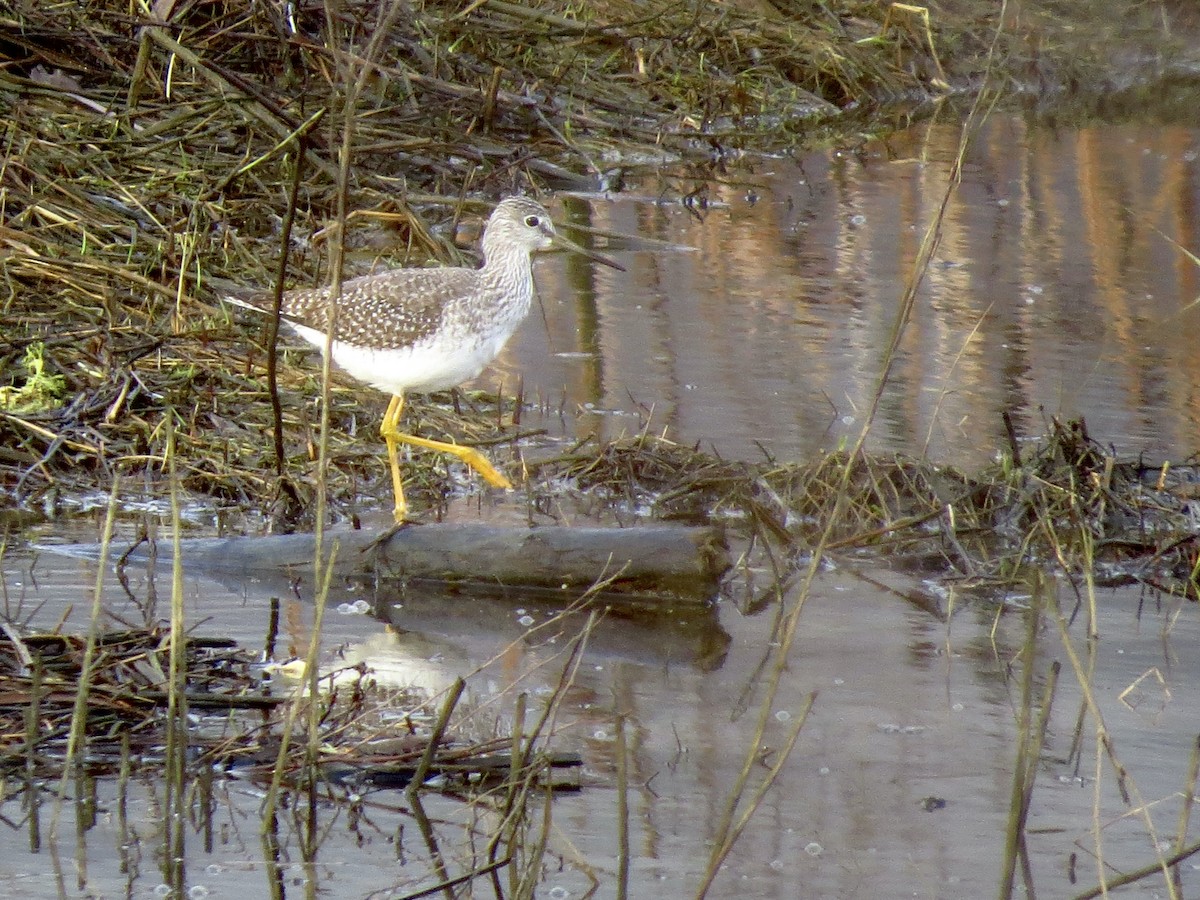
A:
[[518, 615, 535, 627], [774, 710, 791, 722], [153, 886, 173, 898], [548, 888, 571, 899], [188, 887, 210, 899], [805, 842, 823, 857]]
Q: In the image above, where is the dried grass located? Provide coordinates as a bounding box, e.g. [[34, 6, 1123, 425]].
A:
[[533, 417, 1200, 605]]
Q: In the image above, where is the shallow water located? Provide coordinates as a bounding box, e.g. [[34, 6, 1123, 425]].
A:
[[514, 113, 1200, 470], [6, 112, 1200, 898], [6, 533, 1198, 898]]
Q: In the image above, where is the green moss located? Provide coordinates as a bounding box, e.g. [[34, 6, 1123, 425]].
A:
[[0, 343, 66, 413]]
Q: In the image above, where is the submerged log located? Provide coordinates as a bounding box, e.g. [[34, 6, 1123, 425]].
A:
[[88, 524, 730, 605]]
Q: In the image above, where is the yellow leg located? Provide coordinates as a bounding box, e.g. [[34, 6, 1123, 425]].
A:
[[382, 395, 408, 522], [380, 393, 513, 522]]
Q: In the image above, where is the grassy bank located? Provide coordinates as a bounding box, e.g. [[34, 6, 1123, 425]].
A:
[[2, 1, 1198, 523]]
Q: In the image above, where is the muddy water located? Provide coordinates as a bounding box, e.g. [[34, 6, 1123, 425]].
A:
[[6, 113, 1200, 898]]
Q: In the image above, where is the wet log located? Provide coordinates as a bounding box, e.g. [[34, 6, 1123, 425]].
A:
[[370, 523, 729, 602], [99, 524, 731, 604]]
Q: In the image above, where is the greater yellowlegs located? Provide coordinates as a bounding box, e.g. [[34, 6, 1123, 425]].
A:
[[224, 196, 618, 522]]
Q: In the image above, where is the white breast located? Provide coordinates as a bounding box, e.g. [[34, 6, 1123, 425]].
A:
[[289, 321, 511, 395]]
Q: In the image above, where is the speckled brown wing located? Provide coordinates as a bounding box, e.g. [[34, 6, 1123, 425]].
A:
[[262, 266, 484, 351]]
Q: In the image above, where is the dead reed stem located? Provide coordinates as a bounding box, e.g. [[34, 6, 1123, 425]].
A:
[[1000, 569, 1060, 898], [1171, 736, 1200, 892], [23, 657, 41, 853], [615, 713, 630, 900], [164, 419, 188, 892], [1048, 578, 1178, 898], [47, 477, 121, 869]]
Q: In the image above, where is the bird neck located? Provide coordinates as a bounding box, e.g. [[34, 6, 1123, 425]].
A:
[[480, 241, 533, 280]]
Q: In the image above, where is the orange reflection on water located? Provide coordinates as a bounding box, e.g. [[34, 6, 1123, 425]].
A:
[[499, 115, 1200, 468]]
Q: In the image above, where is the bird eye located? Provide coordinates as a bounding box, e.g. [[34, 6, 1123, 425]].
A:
[[524, 215, 541, 228]]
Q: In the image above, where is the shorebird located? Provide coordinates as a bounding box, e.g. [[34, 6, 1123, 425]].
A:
[[224, 196, 619, 522]]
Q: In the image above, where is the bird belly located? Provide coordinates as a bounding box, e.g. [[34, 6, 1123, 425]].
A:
[[327, 333, 509, 396]]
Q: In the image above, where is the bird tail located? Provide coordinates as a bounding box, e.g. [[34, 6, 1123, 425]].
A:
[[208, 275, 269, 313]]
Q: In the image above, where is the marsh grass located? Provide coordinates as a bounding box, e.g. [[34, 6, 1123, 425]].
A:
[[990, 490, 1200, 900], [531, 412, 1200, 609], [6, 1, 1200, 894], [2, 1, 1183, 529], [0, 0, 946, 527]]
